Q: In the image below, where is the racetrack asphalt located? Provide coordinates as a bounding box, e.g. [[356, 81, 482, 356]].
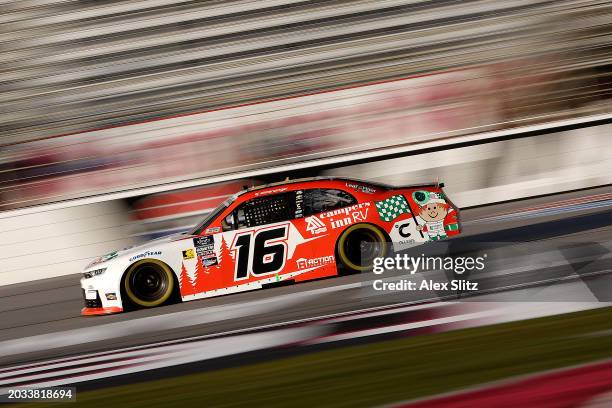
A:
[[0, 185, 610, 368]]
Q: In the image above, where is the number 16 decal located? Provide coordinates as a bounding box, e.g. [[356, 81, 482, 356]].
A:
[[231, 225, 289, 281]]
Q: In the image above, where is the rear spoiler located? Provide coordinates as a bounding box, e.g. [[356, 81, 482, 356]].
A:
[[393, 181, 444, 189]]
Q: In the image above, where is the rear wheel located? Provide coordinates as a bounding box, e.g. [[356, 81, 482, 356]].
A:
[[123, 260, 175, 308], [337, 224, 388, 273]]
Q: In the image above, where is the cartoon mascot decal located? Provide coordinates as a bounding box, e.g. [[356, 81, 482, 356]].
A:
[[413, 191, 459, 241]]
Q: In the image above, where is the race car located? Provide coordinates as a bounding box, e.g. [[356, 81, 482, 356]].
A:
[[81, 177, 461, 315]]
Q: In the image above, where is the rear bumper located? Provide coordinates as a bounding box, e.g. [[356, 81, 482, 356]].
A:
[[81, 307, 123, 316]]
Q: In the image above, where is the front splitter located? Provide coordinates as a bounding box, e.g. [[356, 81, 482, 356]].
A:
[[81, 307, 123, 316]]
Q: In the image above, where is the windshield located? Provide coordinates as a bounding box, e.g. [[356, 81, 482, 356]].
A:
[[189, 194, 239, 235]]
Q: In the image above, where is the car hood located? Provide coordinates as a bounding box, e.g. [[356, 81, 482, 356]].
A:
[[85, 232, 192, 270]]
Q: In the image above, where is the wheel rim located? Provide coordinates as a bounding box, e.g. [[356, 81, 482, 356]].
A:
[[125, 261, 174, 307], [339, 225, 387, 271]]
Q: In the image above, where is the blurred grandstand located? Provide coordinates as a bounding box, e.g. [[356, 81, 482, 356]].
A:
[[0, 0, 611, 210]]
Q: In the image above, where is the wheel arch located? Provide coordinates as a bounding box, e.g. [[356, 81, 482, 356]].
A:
[[333, 222, 391, 249]]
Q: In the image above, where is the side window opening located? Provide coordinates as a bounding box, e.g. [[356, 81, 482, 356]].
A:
[[232, 192, 296, 230], [304, 189, 357, 216]]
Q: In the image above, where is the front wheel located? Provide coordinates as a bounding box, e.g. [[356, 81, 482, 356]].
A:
[[123, 260, 175, 308], [336, 224, 388, 273]]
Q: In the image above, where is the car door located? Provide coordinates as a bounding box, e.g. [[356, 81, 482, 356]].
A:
[[301, 188, 358, 232], [296, 188, 358, 276], [219, 190, 308, 285]]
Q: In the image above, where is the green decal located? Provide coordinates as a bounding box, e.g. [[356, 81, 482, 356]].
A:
[[375, 195, 411, 222]]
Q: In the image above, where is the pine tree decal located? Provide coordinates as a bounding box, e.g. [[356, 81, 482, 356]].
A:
[[217, 234, 237, 288], [179, 261, 195, 296], [217, 235, 233, 270], [194, 255, 207, 293]]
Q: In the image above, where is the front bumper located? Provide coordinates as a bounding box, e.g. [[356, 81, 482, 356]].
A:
[[80, 270, 124, 316], [80, 288, 124, 315], [81, 306, 123, 316]]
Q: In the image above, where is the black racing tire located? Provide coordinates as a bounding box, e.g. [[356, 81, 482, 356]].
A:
[[122, 260, 175, 308], [336, 224, 388, 273]]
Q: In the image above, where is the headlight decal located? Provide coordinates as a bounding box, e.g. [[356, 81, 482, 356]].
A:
[[83, 268, 107, 279]]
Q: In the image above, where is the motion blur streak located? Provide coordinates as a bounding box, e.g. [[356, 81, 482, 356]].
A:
[[1, 0, 611, 209], [394, 360, 612, 408], [0, 301, 603, 393], [0, 278, 357, 359], [0, 327, 323, 392]]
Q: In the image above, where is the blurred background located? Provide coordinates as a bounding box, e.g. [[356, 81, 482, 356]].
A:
[[1, 2, 612, 406], [1, 0, 611, 285], [1, 0, 612, 207], [0, 0, 612, 284]]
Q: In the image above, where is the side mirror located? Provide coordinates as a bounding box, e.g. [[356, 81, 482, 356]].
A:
[[222, 214, 234, 231]]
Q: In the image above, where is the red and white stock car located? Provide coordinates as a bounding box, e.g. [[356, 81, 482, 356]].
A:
[[81, 178, 461, 315]]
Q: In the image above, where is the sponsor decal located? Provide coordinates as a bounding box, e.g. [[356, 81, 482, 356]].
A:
[[86, 250, 119, 268], [105, 293, 117, 301], [412, 190, 441, 206], [305, 215, 327, 235], [320, 202, 371, 230], [182, 249, 195, 260], [255, 187, 287, 196], [102, 251, 119, 261], [320, 202, 370, 219], [194, 235, 219, 267], [205, 227, 220, 234], [129, 250, 162, 262], [85, 290, 97, 300], [389, 219, 426, 250], [346, 182, 376, 194], [398, 221, 413, 238], [375, 195, 411, 222], [414, 193, 456, 241], [296, 256, 335, 269], [193, 235, 215, 258], [295, 190, 304, 218], [202, 256, 218, 267], [82, 267, 107, 279]]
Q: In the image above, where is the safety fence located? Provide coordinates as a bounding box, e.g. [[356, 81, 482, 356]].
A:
[[2, 0, 612, 210]]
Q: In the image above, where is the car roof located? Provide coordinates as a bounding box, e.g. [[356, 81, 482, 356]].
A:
[[239, 177, 392, 196]]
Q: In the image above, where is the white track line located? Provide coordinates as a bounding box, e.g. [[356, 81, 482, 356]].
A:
[[0, 279, 364, 359], [305, 311, 496, 345], [0, 327, 324, 393]]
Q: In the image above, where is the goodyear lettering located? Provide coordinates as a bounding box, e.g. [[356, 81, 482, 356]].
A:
[[129, 251, 162, 262]]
